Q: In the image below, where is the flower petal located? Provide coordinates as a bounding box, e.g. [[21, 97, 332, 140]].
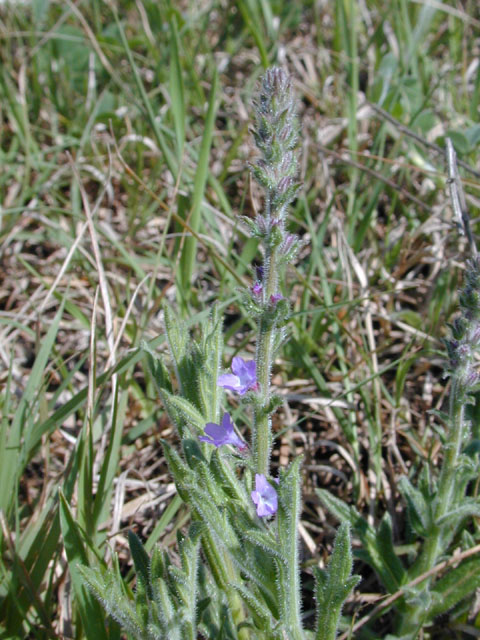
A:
[[199, 413, 246, 451], [221, 412, 235, 432], [204, 421, 229, 443], [251, 474, 278, 517], [217, 373, 241, 392]]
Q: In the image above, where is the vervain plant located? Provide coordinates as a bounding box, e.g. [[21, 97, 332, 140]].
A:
[[318, 141, 480, 639], [81, 68, 359, 640]]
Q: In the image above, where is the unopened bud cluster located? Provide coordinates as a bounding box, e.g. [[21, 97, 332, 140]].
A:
[[446, 257, 480, 394], [243, 68, 302, 317], [247, 68, 301, 255]]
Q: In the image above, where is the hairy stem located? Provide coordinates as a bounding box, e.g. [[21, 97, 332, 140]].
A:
[[202, 530, 250, 639], [254, 229, 279, 475], [398, 378, 465, 636]]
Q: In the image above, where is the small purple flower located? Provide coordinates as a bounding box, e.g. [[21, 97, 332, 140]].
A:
[[251, 474, 278, 517], [252, 282, 263, 297], [199, 412, 247, 451], [270, 293, 284, 306], [218, 356, 258, 395]]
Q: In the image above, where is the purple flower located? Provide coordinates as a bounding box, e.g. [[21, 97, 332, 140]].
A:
[[251, 474, 278, 517], [252, 282, 263, 297], [270, 293, 284, 306], [217, 356, 258, 395], [199, 413, 247, 451]]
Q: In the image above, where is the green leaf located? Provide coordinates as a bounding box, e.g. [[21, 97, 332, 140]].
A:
[[180, 69, 218, 294], [152, 575, 180, 640], [208, 448, 248, 504], [429, 557, 480, 618], [142, 344, 173, 395], [241, 529, 284, 561], [232, 582, 278, 634], [163, 303, 188, 371], [436, 498, 480, 527], [398, 476, 430, 536], [464, 124, 480, 149], [1, 301, 65, 515], [128, 531, 152, 599], [198, 304, 224, 422], [314, 523, 361, 640], [376, 513, 406, 587], [59, 491, 110, 639], [183, 437, 207, 469], [169, 15, 185, 159], [160, 438, 193, 501], [446, 129, 470, 155], [166, 395, 206, 433], [80, 565, 140, 637], [317, 489, 402, 592], [316, 488, 365, 530]]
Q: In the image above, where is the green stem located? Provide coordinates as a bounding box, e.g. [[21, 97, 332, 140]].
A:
[[398, 377, 465, 636], [283, 500, 303, 637], [202, 530, 250, 639], [277, 459, 304, 639], [254, 220, 279, 476], [224, 555, 251, 640]]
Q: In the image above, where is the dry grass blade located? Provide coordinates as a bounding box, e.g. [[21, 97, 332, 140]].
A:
[[446, 137, 477, 258]]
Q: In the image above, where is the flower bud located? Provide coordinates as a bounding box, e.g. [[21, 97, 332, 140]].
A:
[[470, 325, 480, 346], [256, 215, 268, 235], [277, 176, 295, 194], [452, 317, 467, 339], [252, 282, 263, 299], [465, 369, 479, 388], [269, 223, 284, 248], [270, 293, 284, 306]]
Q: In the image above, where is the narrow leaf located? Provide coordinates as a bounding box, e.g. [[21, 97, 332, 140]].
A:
[[180, 69, 218, 293], [314, 524, 361, 640], [128, 531, 152, 599], [59, 491, 110, 639], [429, 557, 480, 618]]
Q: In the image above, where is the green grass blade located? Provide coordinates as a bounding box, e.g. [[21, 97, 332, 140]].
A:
[[237, 0, 269, 68], [179, 68, 219, 296], [169, 14, 185, 160], [112, 6, 177, 179], [0, 300, 64, 516], [92, 383, 129, 531], [59, 490, 111, 640]]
